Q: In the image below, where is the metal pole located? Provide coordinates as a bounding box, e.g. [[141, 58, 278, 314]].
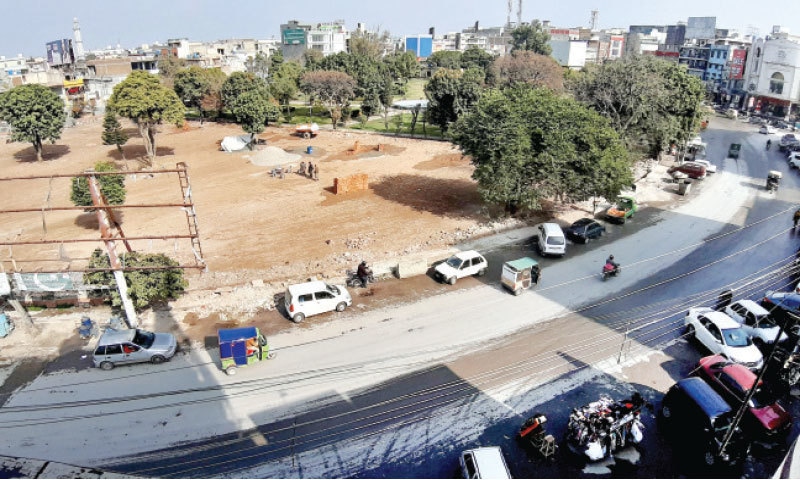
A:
[[87, 175, 138, 327]]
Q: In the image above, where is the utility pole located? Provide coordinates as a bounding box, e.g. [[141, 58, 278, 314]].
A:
[[87, 174, 138, 327]]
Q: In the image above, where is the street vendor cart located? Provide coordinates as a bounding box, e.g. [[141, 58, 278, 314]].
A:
[[218, 326, 274, 375], [767, 170, 782, 192], [565, 393, 647, 462], [501, 257, 540, 296]]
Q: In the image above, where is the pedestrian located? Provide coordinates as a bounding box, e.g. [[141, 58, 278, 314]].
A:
[[307, 162, 313, 178], [299, 161, 306, 176], [313, 162, 319, 181], [793, 208, 800, 229]]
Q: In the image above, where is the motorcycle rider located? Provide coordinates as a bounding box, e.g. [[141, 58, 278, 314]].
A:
[[356, 260, 373, 288], [767, 139, 772, 150], [604, 255, 620, 273], [794, 208, 800, 229]]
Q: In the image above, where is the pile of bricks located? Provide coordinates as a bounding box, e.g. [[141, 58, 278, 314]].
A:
[[334, 173, 369, 194]]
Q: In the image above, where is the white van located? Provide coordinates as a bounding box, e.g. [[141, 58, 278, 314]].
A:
[[460, 447, 512, 479], [284, 280, 352, 323], [535, 222, 566, 257]]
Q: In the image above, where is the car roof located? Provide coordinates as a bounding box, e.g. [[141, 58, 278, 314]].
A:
[[539, 222, 563, 233], [701, 311, 740, 328], [287, 280, 329, 295], [453, 250, 482, 260], [572, 218, 595, 226], [676, 377, 732, 418], [464, 447, 510, 479], [219, 326, 259, 343], [97, 328, 136, 346], [731, 299, 769, 316], [767, 291, 800, 310]]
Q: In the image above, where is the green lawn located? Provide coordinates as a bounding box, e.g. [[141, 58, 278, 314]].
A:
[[349, 112, 443, 138], [401, 78, 427, 101]]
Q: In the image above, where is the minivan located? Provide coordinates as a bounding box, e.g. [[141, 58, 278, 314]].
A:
[[93, 328, 177, 370], [660, 377, 750, 469], [535, 223, 566, 257], [284, 280, 352, 323], [459, 447, 511, 479]]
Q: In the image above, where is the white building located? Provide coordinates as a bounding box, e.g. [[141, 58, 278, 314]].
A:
[[743, 28, 800, 118]]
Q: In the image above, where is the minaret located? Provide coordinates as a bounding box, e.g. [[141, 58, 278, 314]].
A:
[[73, 17, 85, 61]]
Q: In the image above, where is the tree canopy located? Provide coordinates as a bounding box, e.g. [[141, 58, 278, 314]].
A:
[[450, 85, 632, 213], [101, 107, 128, 157], [348, 28, 391, 60], [424, 67, 483, 133], [300, 70, 357, 129], [173, 66, 226, 123], [84, 249, 187, 310], [568, 55, 705, 158], [108, 71, 184, 166], [489, 50, 564, 91], [510, 21, 553, 55], [427, 50, 462, 69], [0, 84, 66, 161], [71, 161, 127, 210]]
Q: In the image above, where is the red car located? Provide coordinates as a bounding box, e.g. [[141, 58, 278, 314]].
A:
[[668, 161, 707, 179], [697, 355, 791, 440]]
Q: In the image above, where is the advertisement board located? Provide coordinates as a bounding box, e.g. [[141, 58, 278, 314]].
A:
[[730, 49, 747, 80], [46, 39, 74, 66], [282, 28, 306, 45]]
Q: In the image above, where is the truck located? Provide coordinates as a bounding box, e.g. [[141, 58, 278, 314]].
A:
[[605, 196, 637, 224]]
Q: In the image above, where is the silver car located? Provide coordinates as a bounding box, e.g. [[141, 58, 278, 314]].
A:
[[93, 328, 177, 370]]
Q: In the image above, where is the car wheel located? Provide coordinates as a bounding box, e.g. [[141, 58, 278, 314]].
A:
[[292, 312, 305, 323], [514, 288, 522, 296], [477, 268, 486, 277], [686, 324, 696, 339], [150, 355, 166, 364], [448, 276, 457, 285], [335, 302, 347, 312], [99, 361, 114, 371], [226, 366, 237, 376], [584, 236, 591, 244]]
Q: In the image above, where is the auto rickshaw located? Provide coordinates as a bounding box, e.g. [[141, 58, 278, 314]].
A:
[[728, 143, 741, 159], [767, 170, 782, 192], [218, 326, 274, 375], [501, 257, 540, 296]]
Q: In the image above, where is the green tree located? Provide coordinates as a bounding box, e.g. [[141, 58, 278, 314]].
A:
[[198, 68, 227, 121], [461, 47, 495, 71], [303, 49, 324, 69], [84, 249, 187, 310], [157, 55, 188, 86], [568, 55, 705, 158], [428, 50, 462, 69], [109, 71, 184, 166], [489, 50, 564, 91], [349, 28, 391, 59], [70, 161, 126, 209], [174, 66, 211, 123], [270, 50, 285, 71], [221, 71, 269, 108], [385, 50, 418, 81], [450, 85, 631, 213], [246, 51, 271, 79], [300, 70, 357, 129], [424, 67, 483, 133], [269, 61, 303, 119], [511, 20, 553, 55], [100, 107, 128, 158], [229, 89, 279, 141], [0, 84, 65, 161]]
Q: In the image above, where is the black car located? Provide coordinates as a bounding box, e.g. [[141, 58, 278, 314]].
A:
[[564, 218, 606, 243]]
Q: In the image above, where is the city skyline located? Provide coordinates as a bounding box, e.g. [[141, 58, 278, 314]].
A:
[[4, 0, 800, 58]]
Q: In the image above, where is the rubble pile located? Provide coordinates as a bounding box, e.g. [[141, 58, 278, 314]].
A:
[[248, 146, 301, 167]]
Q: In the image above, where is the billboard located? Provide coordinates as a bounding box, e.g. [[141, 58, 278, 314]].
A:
[[46, 39, 74, 66], [686, 17, 716, 40], [282, 28, 306, 45], [730, 49, 747, 80]]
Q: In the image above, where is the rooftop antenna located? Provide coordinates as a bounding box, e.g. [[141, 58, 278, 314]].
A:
[[517, 0, 523, 27], [507, 0, 512, 27]]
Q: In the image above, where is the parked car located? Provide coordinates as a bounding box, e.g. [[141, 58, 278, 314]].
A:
[[684, 308, 764, 370], [604, 196, 638, 224], [760, 125, 778, 134], [690, 159, 717, 174], [659, 377, 751, 468], [668, 162, 707, 179], [459, 447, 511, 479], [433, 250, 488, 285], [564, 218, 606, 243], [762, 290, 800, 317], [697, 355, 791, 440], [789, 152, 800, 169], [92, 328, 177, 370], [779, 133, 800, 152], [284, 280, 352, 323], [724, 299, 788, 348], [534, 223, 567, 257]]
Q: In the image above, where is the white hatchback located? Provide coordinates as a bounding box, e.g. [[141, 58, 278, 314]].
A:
[[284, 281, 352, 323], [724, 299, 787, 347], [434, 250, 488, 285], [684, 307, 764, 370]]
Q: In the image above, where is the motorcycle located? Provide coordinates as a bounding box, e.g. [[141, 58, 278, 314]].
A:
[[602, 263, 621, 281], [346, 269, 375, 288]]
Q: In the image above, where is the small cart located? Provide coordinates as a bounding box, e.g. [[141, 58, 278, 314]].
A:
[[728, 143, 741, 159], [218, 326, 274, 375], [501, 257, 540, 296]]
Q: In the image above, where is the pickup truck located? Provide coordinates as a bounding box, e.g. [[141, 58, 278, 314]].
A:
[[605, 196, 637, 223]]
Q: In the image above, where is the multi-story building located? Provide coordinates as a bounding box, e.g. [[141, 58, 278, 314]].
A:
[[743, 27, 800, 118], [279, 20, 349, 61]]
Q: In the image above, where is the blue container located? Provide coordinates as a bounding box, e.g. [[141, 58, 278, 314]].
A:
[[306, 146, 313, 154]]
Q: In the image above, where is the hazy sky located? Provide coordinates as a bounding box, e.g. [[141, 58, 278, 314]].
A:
[[4, 0, 800, 58]]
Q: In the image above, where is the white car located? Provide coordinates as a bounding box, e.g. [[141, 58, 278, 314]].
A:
[[788, 152, 800, 168], [760, 125, 778, 134], [684, 308, 764, 370], [688, 159, 717, 173], [284, 280, 352, 323], [434, 250, 488, 285], [724, 299, 787, 347]]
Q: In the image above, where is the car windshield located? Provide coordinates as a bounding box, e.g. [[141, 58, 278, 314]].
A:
[[132, 329, 156, 349], [721, 328, 753, 347], [326, 284, 340, 295], [445, 256, 462, 268], [755, 314, 777, 328]]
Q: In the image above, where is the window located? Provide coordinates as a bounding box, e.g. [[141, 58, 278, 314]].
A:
[[94, 346, 106, 355], [471, 257, 483, 267], [105, 344, 123, 355], [462, 454, 477, 479], [770, 72, 785, 94], [299, 293, 313, 302], [317, 291, 334, 300]]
